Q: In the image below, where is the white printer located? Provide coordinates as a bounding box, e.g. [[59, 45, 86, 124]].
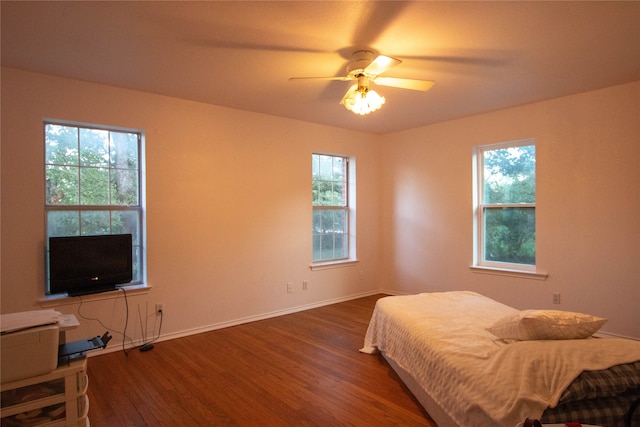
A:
[[1, 310, 112, 384], [0, 310, 72, 383]]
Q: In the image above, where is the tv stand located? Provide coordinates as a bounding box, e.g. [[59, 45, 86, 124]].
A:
[[0, 358, 89, 426]]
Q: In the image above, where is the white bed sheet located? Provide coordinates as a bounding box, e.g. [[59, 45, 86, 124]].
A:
[[360, 291, 640, 427]]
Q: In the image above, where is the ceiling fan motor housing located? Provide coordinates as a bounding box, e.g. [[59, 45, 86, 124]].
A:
[[347, 50, 376, 77]]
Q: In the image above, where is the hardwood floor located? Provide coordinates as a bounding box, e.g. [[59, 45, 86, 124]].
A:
[[86, 294, 437, 426]]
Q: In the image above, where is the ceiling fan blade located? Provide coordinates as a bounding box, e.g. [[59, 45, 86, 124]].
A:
[[289, 76, 353, 82], [340, 84, 358, 105], [364, 55, 401, 76], [373, 77, 435, 91]]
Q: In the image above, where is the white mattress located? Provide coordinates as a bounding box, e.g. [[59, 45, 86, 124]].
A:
[[360, 291, 640, 427]]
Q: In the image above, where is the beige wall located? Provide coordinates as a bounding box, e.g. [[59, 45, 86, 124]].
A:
[[1, 67, 382, 346], [1, 67, 638, 346], [380, 81, 640, 339]]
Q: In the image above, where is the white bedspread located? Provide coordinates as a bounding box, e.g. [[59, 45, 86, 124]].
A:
[[360, 291, 640, 427]]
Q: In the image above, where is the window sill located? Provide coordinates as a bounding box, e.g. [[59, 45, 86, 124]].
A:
[[38, 284, 151, 308], [309, 259, 359, 271], [470, 266, 548, 281]]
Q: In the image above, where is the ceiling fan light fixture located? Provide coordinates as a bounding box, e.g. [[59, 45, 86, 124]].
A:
[[344, 87, 385, 115], [289, 50, 435, 116], [291, 50, 434, 116]]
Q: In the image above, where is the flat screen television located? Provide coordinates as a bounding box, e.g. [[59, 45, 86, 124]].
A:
[[48, 234, 133, 296]]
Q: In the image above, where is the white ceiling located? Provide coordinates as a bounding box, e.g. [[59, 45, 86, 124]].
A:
[[2, 1, 639, 134]]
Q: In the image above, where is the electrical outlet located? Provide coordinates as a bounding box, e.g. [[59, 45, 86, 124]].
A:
[[302, 280, 308, 291], [287, 282, 293, 293], [156, 303, 164, 314], [552, 293, 561, 305]]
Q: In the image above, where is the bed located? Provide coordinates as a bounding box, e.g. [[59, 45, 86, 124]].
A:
[[360, 291, 640, 427]]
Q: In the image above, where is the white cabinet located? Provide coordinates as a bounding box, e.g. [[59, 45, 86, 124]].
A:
[[1, 358, 89, 426]]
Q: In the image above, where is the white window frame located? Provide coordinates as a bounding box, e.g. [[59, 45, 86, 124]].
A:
[[472, 138, 538, 275], [44, 119, 146, 295], [311, 153, 357, 269]]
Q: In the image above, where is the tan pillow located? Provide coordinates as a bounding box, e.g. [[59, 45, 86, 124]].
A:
[[487, 310, 607, 341]]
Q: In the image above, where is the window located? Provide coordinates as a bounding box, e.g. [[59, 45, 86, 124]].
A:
[[312, 154, 350, 263], [474, 140, 536, 271], [45, 121, 144, 293]]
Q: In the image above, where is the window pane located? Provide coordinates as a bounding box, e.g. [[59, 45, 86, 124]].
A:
[[484, 207, 535, 265], [312, 154, 346, 207], [132, 245, 142, 283], [111, 210, 140, 244], [333, 157, 344, 181], [110, 168, 139, 206], [312, 209, 321, 233], [112, 209, 142, 282], [46, 165, 79, 205], [318, 155, 334, 180], [484, 145, 535, 204], [45, 125, 78, 166], [334, 233, 347, 258], [80, 167, 109, 205], [80, 211, 111, 235], [333, 209, 345, 231], [313, 181, 335, 206], [80, 128, 109, 167], [320, 234, 335, 259], [312, 234, 321, 260], [313, 209, 347, 234], [332, 182, 345, 205], [312, 181, 324, 205], [312, 209, 347, 261], [47, 211, 80, 237], [110, 131, 138, 170]]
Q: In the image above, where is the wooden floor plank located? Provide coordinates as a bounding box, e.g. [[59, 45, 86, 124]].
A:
[[87, 294, 437, 426]]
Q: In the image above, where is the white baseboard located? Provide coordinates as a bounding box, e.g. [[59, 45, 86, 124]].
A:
[[90, 289, 639, 357], [91, 289, 384, 356]]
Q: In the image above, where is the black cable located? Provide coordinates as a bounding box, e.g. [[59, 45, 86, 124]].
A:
[[118, 286, 130, 356], [76, 289, 132, 356], [77, 295, 116, 335], [76, 287, 161, 355], [140, 308, 163, 348]]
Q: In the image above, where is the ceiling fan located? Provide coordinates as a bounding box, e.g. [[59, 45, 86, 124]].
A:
[[289, 50, 435, 115]]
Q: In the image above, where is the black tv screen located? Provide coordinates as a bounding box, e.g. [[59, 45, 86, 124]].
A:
[[49, 234, 133, 296]]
